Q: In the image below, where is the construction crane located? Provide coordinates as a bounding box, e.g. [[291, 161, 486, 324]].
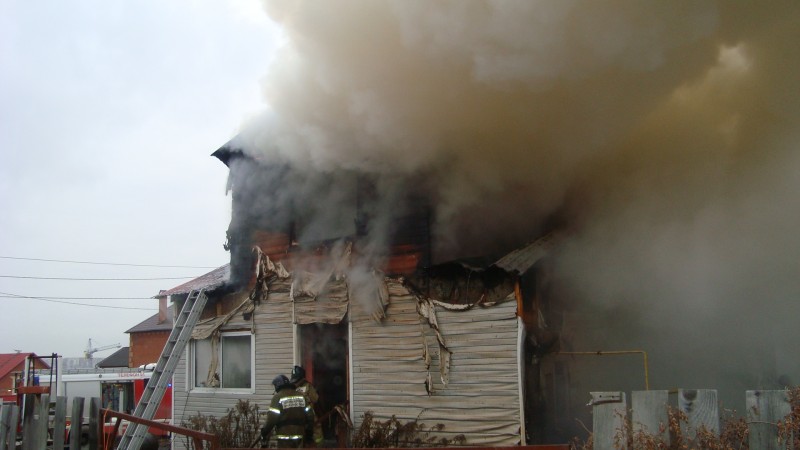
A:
[[84, 338, 121, 358]]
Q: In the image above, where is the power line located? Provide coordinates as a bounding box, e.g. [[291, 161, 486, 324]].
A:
[[0, 295, 153, 300], [0, 290, 152, 311], [0, 275, 197, 281], [0, 255, 218, 269]]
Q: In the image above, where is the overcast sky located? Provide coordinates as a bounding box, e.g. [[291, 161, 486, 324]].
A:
[[0, 1, 279, 359]]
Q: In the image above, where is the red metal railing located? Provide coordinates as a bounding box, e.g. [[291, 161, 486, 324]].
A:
[[237, 447, 568, 450], [100, 409, 219, 450]]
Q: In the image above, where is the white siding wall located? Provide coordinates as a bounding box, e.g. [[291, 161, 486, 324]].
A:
[[173, 278, 521, 448], [172, 280, 294, 450], [351, 281, 522, 446]]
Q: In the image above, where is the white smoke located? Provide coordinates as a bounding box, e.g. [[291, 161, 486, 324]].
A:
[[234, 0, 800, 406]]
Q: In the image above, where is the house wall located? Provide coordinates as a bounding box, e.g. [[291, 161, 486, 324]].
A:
[[350, 280, 523, 446], [172, 276, 522, 448], [129, 331, 169, 368], [172, 278, 294, 450]]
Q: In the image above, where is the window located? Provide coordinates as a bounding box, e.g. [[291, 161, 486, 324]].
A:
[[191, 332, 252, 390]]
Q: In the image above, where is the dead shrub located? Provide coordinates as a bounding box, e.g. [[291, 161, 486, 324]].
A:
[[777, 386, 800, 449], [570, 388, 800, 449], [351, 411, 466, 448], [181, 399, 262, 449]]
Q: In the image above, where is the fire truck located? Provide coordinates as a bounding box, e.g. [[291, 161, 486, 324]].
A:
[[59, 366, 173, 443]]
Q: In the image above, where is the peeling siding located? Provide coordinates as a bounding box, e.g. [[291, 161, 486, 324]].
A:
[[172, 279, 295, 450], [351, 280, 522, 446], [173, 272, 522, 448]]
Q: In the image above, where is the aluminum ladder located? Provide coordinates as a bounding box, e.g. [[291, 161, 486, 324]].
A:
[[117, 289, 208, 450]]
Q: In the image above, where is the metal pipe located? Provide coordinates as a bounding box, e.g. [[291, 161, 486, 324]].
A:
[[556, 350, 650, 390]]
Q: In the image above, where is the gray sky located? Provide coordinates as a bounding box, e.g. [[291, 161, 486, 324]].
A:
[[0, 1, 278, 359]]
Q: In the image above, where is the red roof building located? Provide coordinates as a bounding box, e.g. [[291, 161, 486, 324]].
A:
[[0, 353, 50, 402]]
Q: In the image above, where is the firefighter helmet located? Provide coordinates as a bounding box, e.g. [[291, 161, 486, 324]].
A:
[[290, 365, 305, 382], [272, 374, 292, 391]]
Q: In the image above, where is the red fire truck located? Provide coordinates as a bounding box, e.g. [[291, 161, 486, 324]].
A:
[[60, 368, 173, 441]]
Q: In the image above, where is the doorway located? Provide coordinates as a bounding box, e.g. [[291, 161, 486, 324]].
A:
[[297, 322, 349, 444]]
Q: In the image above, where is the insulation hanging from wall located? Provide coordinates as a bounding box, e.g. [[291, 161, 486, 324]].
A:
[[348, 269, 390, 322], [291, 242, 352, 324], [417, 298, 453, 386], [251, 246, 290, 304]]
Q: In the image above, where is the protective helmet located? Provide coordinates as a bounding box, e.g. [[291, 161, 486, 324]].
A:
[[290, 365, 305, 382], [272, 374, 292, 391]]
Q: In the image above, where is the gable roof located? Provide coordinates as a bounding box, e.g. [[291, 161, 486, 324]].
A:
[[97, 347, 130, 368], [0, 353, 49, 379], [155, 264, 230, 298], [126, 308, 174, 333]]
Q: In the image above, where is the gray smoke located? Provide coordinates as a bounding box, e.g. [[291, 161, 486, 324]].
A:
[[232, 0, 800, 409]]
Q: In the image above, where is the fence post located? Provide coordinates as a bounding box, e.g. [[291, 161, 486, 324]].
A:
[[37, 394, 51, 450], [21, 394, 49, 450], [20, 396, 34, 450], [70, 397, 85, 450], [89, 398, 100, 450], [631, 390, 669, 447], [591, 391, 627, 450], [7, 406, 19, 450], [679, 389, 719, 436], [0, 405, 10, 450], [52, 396, 67, 450], [747, 390, 792, 449]]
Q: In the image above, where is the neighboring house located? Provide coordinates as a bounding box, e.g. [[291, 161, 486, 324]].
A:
[[56, 308, 178, 421], [0, 353, 51, 403], [97, 347, 131, 369], [126, 298, 176, 368], [161, 145, 569, 447]]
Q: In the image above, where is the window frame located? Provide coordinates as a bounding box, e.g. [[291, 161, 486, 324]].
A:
[[188, 330, 255, 394]]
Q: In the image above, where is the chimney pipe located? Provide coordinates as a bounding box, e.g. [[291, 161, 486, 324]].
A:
[[158, 291, 167, 324]]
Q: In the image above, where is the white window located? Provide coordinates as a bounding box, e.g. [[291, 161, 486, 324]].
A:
[[191, 331, 253, 390]]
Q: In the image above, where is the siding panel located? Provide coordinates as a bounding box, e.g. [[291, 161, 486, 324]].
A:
[[351, 280, 521, 446]]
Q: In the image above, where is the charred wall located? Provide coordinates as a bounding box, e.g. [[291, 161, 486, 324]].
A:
[[216, 148, 434, 288], [224, 154, 294, 288]]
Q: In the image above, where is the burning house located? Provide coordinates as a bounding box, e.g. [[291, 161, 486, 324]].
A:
[[163, 143, 571, 446], [160, 1, 800, 447]]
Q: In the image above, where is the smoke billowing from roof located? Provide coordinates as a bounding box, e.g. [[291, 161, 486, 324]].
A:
[[232, 1, 800, 400]]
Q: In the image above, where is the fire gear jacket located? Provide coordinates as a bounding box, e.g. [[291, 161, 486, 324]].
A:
[[261, 386, 315, 448], [295, 378, 319, 404], [295, 378, 323, 445]]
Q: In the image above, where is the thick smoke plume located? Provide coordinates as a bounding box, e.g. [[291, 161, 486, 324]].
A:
[[234, 1, 800, 407]]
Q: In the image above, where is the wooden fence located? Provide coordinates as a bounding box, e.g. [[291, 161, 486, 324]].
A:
[[590, 389, 796, 450], [0, 394, 217, 450], [5, 390, 793, 450]]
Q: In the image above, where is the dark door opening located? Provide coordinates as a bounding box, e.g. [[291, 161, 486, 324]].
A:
[[298, 322, 349, 445]]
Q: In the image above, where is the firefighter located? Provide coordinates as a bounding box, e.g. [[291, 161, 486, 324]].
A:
[[261, 375, 315, 448], [291, 365, 323, 446]]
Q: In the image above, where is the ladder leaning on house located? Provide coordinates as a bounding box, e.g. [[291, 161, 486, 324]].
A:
[[117, 289, 208, 450]]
